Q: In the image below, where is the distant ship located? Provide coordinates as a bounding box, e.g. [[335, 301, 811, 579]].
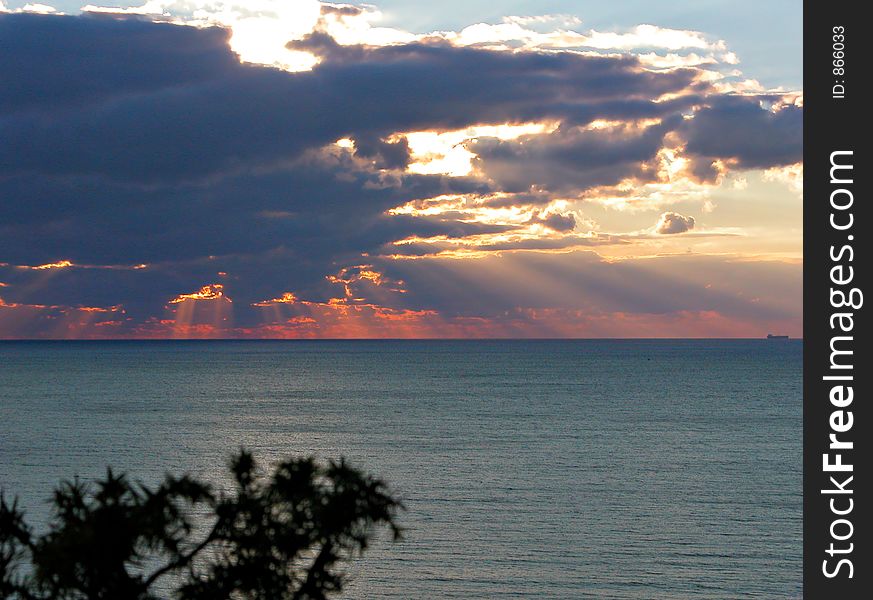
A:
[[766, 334, 789, 340]]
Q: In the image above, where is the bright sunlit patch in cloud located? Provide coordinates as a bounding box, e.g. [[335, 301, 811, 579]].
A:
[[404, 137, 475, 176], [583, 179, 712, 213], [583, 24, 717, 51], [388, 194, 581, 233], [441, 20, 587, 49], [387, 194, 469, 217], [655, 146, 694, 181], [20, 3, 58, 13], [584, 118, 662, 131], [77, 0, 752, 88], [637, 52, 717, 69], [318, 3, 416, 46], [436, 17, 730, 59], [83, 0, 322, 71], [399, 122, 556, 176], [1, 1, 60, 13], [570, 143, 728, 214]]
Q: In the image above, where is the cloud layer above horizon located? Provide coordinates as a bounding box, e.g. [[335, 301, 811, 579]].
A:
[[0, 2, 802, 338]]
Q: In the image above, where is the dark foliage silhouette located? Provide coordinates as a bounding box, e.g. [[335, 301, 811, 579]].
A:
[[0, 451, 402, 599]]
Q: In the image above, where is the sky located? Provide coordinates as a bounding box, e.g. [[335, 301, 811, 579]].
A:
[[0, 1, 803, 339]]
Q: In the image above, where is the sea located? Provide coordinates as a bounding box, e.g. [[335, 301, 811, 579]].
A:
[[0, 339, 802, 599]]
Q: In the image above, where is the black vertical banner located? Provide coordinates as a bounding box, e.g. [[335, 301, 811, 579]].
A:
[[804, 1, 869, 597]]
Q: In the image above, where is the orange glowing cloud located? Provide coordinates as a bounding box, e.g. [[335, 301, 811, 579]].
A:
[[165, 284, 233, 339], [167, 284, 232, 304], [325, 265, 406, 300], [248, 268, 440, 337], [1, 285, 800, 340], [143, 305, 801, 339], [0, 295, 123, 313], [250, 298, 442, 338], [252, 292, 299, 306], [13, 260, 148, 271], [0, 295, 126, 339], [28, 259, 74, 270], [76, 305, 124, 313], [124, 319, 231, 340]]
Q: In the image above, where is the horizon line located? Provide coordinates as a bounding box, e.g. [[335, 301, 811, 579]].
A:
[[0, 337, 803, 342]]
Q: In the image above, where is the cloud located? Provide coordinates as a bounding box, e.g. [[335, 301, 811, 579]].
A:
[[527, 211, 577, 232], [681, 96, 802, 169], [0, 9, 802, 338], [762, 162, 803, 194], [470, 117, 682, 194], [654, 212, 695, 234], [583, 24, 718, 51], [1, 16, 702, 185], [82, 0, 324, 70], [0, 14, 239, 116], [1, 2, 59, 14], [168, 283, 231, 304], [386, 233, 618, 258], [0, 293, 126, 339], [431, 18, 733, 71], [352, 134, 411, 170], [1, 251, 801, 339]]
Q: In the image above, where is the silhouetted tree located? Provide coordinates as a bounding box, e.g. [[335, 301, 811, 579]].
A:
[[1, 451, 402, 600]]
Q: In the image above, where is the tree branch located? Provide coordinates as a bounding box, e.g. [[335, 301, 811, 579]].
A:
[[142, 523, 221, 589]]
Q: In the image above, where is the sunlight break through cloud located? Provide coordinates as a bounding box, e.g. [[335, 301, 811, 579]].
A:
[[0, 2, 802, 338]]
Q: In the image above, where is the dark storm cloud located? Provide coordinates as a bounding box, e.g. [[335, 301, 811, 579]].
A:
[[0, 14, 237, 115], [380, 214, 517, 239], [470, 118, 679, 193], [0, 17, 703, 184], [351, 134, 411, 170], [0, 14, 695, 266], [683, 156, 722, 183], [681, 95, 802, 168], [470, 95, 802, 194], [0, 158, 485, 265], [0, 12, 802, 335]]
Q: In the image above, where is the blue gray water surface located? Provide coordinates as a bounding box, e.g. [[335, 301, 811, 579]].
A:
[[0, 340, 801, 598]]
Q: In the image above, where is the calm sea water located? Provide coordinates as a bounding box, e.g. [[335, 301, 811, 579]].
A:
[[0, 340, 801, 598]]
